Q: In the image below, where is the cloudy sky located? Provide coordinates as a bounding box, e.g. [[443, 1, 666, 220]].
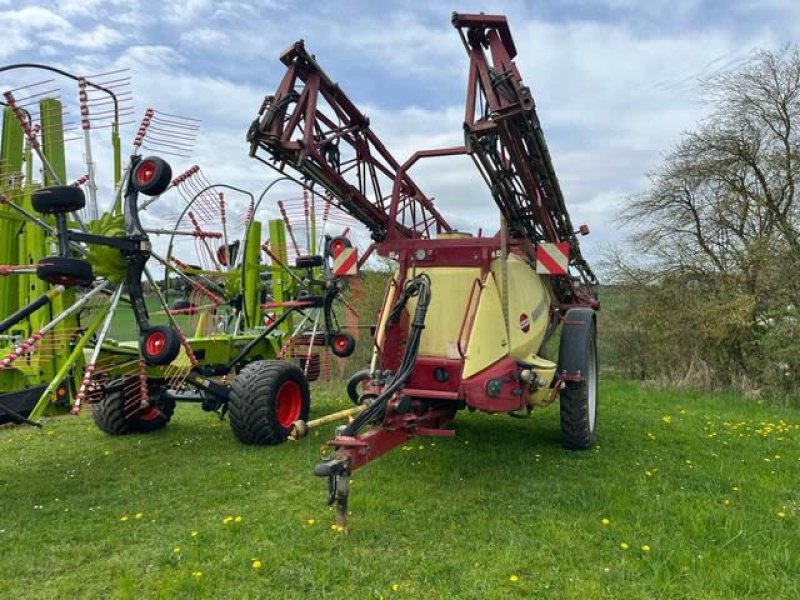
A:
[[2, 0, 799, 271]]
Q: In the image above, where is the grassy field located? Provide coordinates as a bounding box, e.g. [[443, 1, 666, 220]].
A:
[[1, 379, 798, 599]]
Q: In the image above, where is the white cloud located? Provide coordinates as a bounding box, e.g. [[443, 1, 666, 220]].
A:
[[47, 24, 127, 50], [2, 0, 797, 273], [180, 28, 228, 47], [0, 6, 72, 59]]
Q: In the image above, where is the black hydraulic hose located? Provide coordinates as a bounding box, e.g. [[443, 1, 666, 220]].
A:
[[342, 274, 431, 436]]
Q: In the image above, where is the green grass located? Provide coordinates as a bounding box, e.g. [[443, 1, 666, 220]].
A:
[[1, 379, 798, 599]]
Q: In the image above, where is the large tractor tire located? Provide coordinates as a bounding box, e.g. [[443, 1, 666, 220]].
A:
[[92, 379, 176, 435], [557, 308, 598, 450], [228, 360, 310, 445]]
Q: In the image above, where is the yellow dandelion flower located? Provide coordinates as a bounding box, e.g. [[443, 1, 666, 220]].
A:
[[620, 542, 629, 550], [662, 415, 672, 424], [192, 571, 203, 578], [120, 515, 129, 521], [223, 516, 234, 525], [134, 512, 143, 520], [391, 583, 400, 591], [252, 559, 262, 569], [234, 516, 243, 523], [173, 546, 181, 554], [645, 470, 653, 477], [509, 575, 520, 582], [641, 545, 651, 552], [777, 511, 786, 518], [600, 518, 610, 526], [307, 519, 316, 526], [723, 499, 731, 506], [191, 530, 199, 537]]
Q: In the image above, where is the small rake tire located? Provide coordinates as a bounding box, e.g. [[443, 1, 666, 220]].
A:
[[92, 379, 176, 435], [140, 325, 181, 366], [31, 186, 86, 214], [131, 156, 172, 196], [228, 360, 310, 445], [37, 256, 94, 287], [558, 309, 598, 450], [330, 332, 356, 358]]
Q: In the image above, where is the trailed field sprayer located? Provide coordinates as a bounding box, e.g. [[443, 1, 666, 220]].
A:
[[248, 12, 599, 526], [0, 65, 361, 442]]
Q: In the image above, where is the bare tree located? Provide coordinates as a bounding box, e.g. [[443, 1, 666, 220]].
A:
[[607, 46, 800, 392]]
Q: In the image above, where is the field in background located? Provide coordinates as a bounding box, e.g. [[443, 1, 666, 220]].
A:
[[1, 379, 797, 599]]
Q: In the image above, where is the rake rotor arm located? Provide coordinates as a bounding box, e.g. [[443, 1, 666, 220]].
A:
[[248, 40, 452, 242]]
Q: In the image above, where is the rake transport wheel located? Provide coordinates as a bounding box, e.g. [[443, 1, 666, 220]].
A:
[[31, 186, 86, 214], [92, 379, 176, 435], [131, 156, 172, 196], [557, 308, 598, 450], [140, 325, 182, 366], [228, 360, 311, 445], [36, 256, 94, 287]]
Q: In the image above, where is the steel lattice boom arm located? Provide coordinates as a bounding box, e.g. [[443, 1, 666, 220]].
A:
[[453, 13, 598, 303], [247, 41, 452, 242]]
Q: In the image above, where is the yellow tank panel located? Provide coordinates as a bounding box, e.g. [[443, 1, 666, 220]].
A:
[[463, 275, 508, 378], [490, 255, 551, 361], [404, 267, 482, 359], [378, 257, 552, 383]]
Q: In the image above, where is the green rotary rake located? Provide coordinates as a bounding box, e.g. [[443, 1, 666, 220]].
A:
[[0, 65, 363, 443]]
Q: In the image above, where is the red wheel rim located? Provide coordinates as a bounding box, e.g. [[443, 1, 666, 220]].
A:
[[275, 380, 302, 428], [52, 275, 80, 286], [333, 335, 349, 353], [138, 406, 161, 421], [145, 330, 167, 356], [136, 161, 157, 185], [331, 239, 346, 255], [217, 246, 229, 266]]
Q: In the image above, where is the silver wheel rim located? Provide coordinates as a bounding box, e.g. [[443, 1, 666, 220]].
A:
[[587, 337, 597, 431]]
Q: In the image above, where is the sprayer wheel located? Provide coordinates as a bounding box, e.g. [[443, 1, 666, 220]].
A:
[[92, 379, 176, 435], [558, 308, 598, 450], [228, 360, 310, 445]]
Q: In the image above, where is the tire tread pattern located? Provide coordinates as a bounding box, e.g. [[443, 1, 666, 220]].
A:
[[228, 360, 310, 445], [558, 315, 597, 450]]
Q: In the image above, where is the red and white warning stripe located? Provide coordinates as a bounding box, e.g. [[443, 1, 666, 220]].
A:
[[332, 243, 358, 277], [535, 242, 570, 276]]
